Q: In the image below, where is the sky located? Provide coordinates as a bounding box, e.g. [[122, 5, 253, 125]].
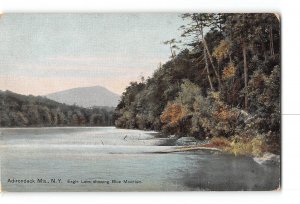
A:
[[0, 13, 185, 95]]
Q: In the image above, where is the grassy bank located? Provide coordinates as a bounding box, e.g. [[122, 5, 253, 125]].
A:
[[201, 136, 270, 157]]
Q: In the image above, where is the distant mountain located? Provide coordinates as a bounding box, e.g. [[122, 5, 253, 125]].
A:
[[45, 86, 120, 108]]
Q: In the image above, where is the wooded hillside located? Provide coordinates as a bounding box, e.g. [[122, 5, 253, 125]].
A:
[[0, 90, 114, 127], [115, 13, 280, 154]]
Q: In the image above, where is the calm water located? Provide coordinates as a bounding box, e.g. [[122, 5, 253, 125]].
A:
[[0, 127, 280, 191]]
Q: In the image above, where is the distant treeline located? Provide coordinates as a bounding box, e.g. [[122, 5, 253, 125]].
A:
[[115, 13, 280, 154], [0, 90, 115, 127]]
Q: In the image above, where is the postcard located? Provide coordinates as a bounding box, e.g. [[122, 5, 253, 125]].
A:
[[0, 13, 280, 191]]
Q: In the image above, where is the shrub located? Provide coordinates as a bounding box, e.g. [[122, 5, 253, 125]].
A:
[[225, 136, 266, 157], [206, 137, 231, 148]]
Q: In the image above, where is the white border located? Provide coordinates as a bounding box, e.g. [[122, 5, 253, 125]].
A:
[[0, 0, 283, 12]]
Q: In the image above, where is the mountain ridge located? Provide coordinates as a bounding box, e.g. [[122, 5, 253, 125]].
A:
[[45, 86, 120, 108]]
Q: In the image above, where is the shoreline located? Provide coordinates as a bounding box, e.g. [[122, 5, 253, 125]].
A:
[[1, 126, 280, 165], [170, 141, 281, 165]]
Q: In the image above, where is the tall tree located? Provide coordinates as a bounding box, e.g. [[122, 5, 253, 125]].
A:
[[181, 13, 222, 91], [181, 13, 213, 90], [225, 14, 255, 110], [163, 38, 180, 59]]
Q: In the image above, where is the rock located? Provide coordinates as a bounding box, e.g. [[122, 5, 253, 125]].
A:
[[168, 134, 179, 139], [253, 152, 280, 165], [175, 137, 198, 146]]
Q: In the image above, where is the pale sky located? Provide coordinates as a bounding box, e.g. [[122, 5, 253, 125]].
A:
[[0, 13, 184, 95]]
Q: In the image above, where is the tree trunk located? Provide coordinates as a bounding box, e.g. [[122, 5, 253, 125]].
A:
[[200, 26, 214, 91], [269, 26, 274, 56], [242, 41, 248, 110], [203, 40, 222, 90], [204, 49, 214, 91], [229, 52, 233, 64], [262, 41, 267, 63], [170, 45, 175, 59]]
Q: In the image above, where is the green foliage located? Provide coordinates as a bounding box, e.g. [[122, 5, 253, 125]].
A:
[[114, 13, 280, 154], [0, 91, 114, 127]]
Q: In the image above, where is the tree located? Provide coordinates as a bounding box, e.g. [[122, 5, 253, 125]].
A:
[[212, 40, 230, 63], [161, 103, 188, 134], [0, 90, 113, 127], [181, 13, 215, 90], [114, 13, 280, 153], [38, 106, 52, 125], [163, 38, 181, 59], [225, 14, 253, 110]]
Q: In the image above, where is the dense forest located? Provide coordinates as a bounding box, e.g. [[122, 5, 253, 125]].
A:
[[0, 90, 114, 127], [115, 13, 280, 155]]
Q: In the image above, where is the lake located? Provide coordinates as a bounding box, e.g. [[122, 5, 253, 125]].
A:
[[0, 127, 280, 191]]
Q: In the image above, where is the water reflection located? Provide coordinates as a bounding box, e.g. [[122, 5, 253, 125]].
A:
[[0, 127, 280, 191]]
